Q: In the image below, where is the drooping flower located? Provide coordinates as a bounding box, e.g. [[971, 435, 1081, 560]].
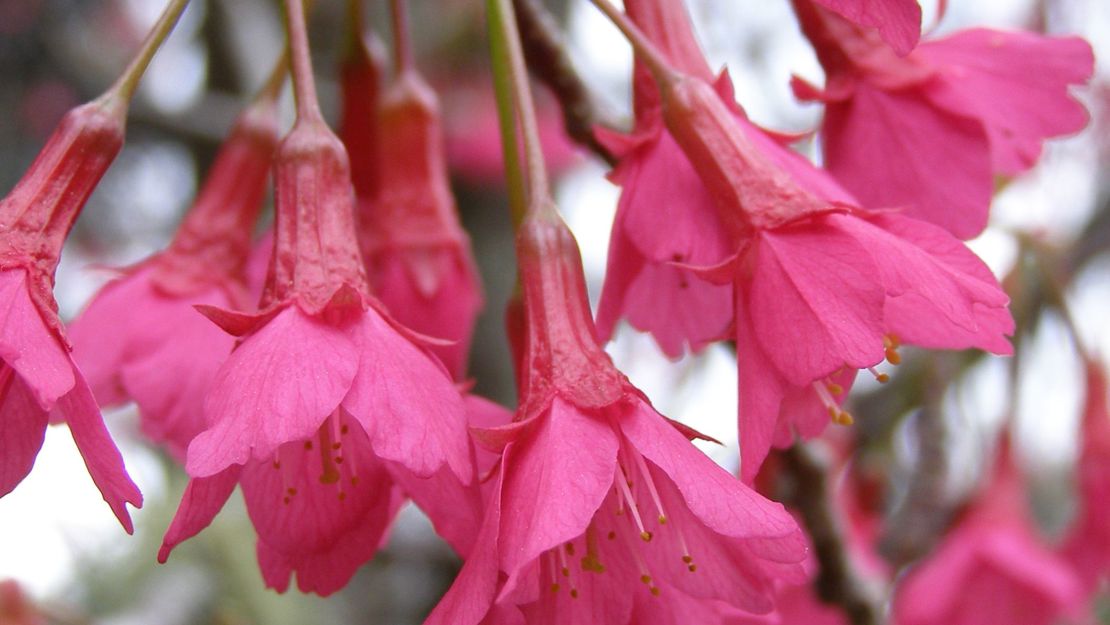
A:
[[893, 438, 1083, 625], [158, 95, 479, 594], [67, 91, 279, 461], [791, 0, 1094, 238], [0, 97, 142, 531], [359, 69, 483, 380], [424, 211, 808, 625], [596, 1, 1013, 481], [1060, 358, 1110, 594], [596, 0, 852, 359]]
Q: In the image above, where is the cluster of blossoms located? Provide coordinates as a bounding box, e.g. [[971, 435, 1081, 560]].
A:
[[0, 0, 1102, 623]]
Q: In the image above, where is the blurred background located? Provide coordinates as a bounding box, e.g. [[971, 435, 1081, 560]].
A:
[[0, 0, 1107, 623]]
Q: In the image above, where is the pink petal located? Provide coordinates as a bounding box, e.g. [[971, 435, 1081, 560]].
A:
[[621, 401, 804, 548], [917, 29, 1094, 175], [822, 83, 992, 239], [341, 306, 470, 482], [55, 373, 143, 532], [853, 214, 1014, 353], [749, 224, 885, 385], [424, 469, 506, 625], [240, 421, 401, 595], [158, 466, 242, 562], [186, 306, 358, 477], [498, 399, 619, 578], [813, 0, 922, 55], [615, 130, 732, 266], [597, 224, 732, 358], [0, 367, 49, 497], [733, 294, 788, 484], [370, 246, 483, 380], [0, 269, 74, 409], [390, 463, 483, 557]]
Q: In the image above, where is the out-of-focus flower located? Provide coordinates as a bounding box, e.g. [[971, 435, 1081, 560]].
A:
[[0, 579, 44, 625], [893, 439, 1083, 625], [361, 69, 483, 380], [792, 0, 1094, 238], [68, 93, 278, 461], [1061, 358, 1110, 595], [0, 97, 141, 531]]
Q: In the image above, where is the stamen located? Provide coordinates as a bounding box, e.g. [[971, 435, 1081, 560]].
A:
[[318, 428, 341, 484], [580, 525, 605, 573], [867, 366, 890, 383], [631, 451, 667, 526], [883, 335, 902, 365], [615, 467, 651, 541], [813, 382, 855, 426]]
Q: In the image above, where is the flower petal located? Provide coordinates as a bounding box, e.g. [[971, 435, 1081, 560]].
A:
[[56, 373, 143, 532], [342, 306, 470, 482], [0, 367, 49, 497], [158, 466, 241, 562], [186, 306, 358, 477], [0, 269, 74, 409]]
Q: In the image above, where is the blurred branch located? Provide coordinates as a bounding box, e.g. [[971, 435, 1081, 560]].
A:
[[512, 0, 618, 165], [780, 443, 884, 625]]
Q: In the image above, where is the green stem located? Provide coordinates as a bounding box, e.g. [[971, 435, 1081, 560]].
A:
[[488, 0, 552, 216], [101, 0, 192, 110], [486, 0, 527, 227]]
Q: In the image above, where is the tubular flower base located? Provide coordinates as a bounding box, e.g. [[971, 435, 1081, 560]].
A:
[[0, 99, 141, 531], [791, 0, 1094, 238], [424, 214, 807, 625], [68, 96, 279, 460], [158, 116, 480, 595]]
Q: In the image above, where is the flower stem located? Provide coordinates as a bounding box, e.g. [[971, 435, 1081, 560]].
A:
[[586, 0, 676, 85], [283, 0, 323, 122], [487, 0, 551, 221], [101, 0, 192, 111], [389, 0, 414, 74]]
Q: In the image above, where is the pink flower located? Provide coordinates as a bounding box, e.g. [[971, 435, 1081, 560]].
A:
[[791, 0, 1094, 238], [596, 0, 852, 359], [68, 95, 278, 460], [0, 98, 142, 531], [359, 70, 483, 380], [158, 114, 479, 595], [893, 439, 1083, 625], [1061, 359, 1110, 594], [424, 214, 808, 624], [600, 3, 1013, 481]]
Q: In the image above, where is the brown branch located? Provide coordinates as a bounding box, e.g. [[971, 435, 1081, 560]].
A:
[[780, 443, 884, 625], [512, 0, 618, 165]]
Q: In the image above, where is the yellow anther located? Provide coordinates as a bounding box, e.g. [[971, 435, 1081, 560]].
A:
[[688, 564, 697, 572], [569, 588, 579, 599], [286, 487, 297, 496], [885, 347, 902, 365], [834, 410, 855, 426], [826, 382, 844, 395], [340, 424, 349, 435], [658, 515, 667, 525], [876, 373, 890, 383], [580, 556, 605, 573], [682, 555, 693, 564], [272, 460, 281, 470], [640, 531, 653, 542], [550, 583, 560, 593], [561, 567, 570, 577], [640, 575, 652, 585], [650, 587, 660, 597]]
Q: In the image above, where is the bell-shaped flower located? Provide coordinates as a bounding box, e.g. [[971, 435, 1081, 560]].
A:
[[158, 112, 479, 595], [424, 211, 808, 625], [791, 0, 1094, 238], [67, 94, 278, 460], [0, 97, 142, 531], [893, 438, 1083, 625], [662, 72, 1013, 480], [809, 0, 922, 55], [359, 70, 483, 379]]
